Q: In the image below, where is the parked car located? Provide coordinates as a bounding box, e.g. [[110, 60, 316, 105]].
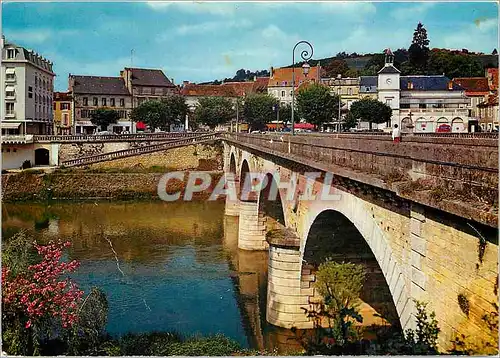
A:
[[436, 124, 451, 133]]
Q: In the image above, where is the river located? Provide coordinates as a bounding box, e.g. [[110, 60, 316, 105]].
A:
[[2, 201, 302, 353]]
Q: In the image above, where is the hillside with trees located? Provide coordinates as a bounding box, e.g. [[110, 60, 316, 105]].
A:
[[206, 23, 497, 84]]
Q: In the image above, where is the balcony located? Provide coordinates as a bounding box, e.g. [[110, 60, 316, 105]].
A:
[[1, 134, 34, 144], [5, 111, 16, 118], [400, 108, 469, 116]]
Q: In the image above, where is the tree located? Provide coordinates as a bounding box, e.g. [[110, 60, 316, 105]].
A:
[[162, 94, 189, 128], [427, 49, 484, 78], [298, 261, 366, 354], [130, 100, 167, 131], [349, 98, 392, 130], [324, 59, 350, 78], [408, 22, 430, 72], [2, 233, 84, 355], [296, 83, 339, 126], [277, 103, 292, 128], [130, 95, 188, 132], [243, 93, 278, 131], [343, 111, 358, 130], [90, 109, 120, 131], [193, 96, 234, 130], [361, 53, 385, 75]]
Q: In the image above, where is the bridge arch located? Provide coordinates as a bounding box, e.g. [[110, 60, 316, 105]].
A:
[[300, 194, 414, 331], [258, 173, 286, 233], [302, 209, 401, 329]]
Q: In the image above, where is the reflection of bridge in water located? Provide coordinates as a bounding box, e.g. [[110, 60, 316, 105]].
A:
[[223, 215, 303, 353]]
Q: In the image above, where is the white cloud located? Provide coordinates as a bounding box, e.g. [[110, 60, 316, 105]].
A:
[[441, 20, 498, 51], [319, 2, 376, 19], [5, 28, 79, 45], [146, 1, 236, 16], [6, 29, 52, 44], [175, 19, 252, 35], [474, 18, 498, 33], [390, 3, 435, 21]]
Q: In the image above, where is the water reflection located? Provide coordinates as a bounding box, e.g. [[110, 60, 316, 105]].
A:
[[2, 201, 303, 353]]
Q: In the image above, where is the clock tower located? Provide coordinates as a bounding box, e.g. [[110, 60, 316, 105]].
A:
[[377, 48, 400, 129]]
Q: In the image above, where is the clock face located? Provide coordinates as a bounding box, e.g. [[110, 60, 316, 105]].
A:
[[386, 78, 392, 85]]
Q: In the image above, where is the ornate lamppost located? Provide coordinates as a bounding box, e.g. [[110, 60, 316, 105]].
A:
[[291, 41, 313, 135]]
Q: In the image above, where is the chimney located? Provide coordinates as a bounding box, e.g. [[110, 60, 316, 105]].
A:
[[448, 81, 453, 90], [253, 75, 257, 82], [183, 80, 189, 87], [270, 67, 274, 78], [171, 78, 175, 84]]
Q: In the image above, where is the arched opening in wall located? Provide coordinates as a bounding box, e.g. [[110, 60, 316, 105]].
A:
[[400, 117, 413, 133], [239, 159, 255, 202], [415, 117, 434, 133], [303, 210, 401, 334], [229, 153, 237, 175], [34, 148, 50, 166], [436, 117, 451, 133], [451, 117, 465, 133], [259, 173, 286, 233]]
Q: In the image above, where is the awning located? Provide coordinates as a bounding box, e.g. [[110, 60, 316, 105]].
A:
[[294, 123, 316, 129], [136, 121, 146, 130], [1, 122, 21, 129], [5, 68, 15, 74]]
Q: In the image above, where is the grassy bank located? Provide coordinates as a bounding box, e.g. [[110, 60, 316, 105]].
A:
[[2, 169, 224, 202]]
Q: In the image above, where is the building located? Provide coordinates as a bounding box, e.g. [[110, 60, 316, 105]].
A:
[[68, 75, 133, 134], [320, 76, 360, 109], [399, 76, 469, 133], [477, 94, 499, 131], [451, 77, 490, 129], [267, 65, 321, 105], [350, 49, 471, 132], [120, 67, 177, 108], [1, 36, 55, 135], [53, 92, 73, 135]]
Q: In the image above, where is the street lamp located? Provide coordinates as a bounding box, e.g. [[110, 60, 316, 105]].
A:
[[291, 41, 314, 135]]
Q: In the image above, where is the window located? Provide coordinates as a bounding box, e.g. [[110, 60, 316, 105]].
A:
[[54, 102, 57, 110], [120, 98, 125, 107], [35, 77, 38, 87], [281, 91, 285, 97], [400, 103, 410, 109], [83, 97, 88, 106], [61, 103, 70, 110], [6, 71, 15, 81], [28, 93, 33, 99], [385, 98, 392, 107], [6, 88, 15, 98], [29, 86, 33, 92], [81, 110, 89, 118], [6, 103, 14, 115], [290, 91, 293, 96], [348, 88, 352, 96], [43, 80, 46, 90], [63, 113, 69, 126], [7, 49, 15, 59], [110, 98, 115, 107], [93, 97, 98, 106], [102, 98, 107, 106], [13, 148, 17, 153]]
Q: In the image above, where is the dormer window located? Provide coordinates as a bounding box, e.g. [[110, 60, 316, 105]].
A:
[[7, 49, 15, 59], [407, 81, 413, 90]]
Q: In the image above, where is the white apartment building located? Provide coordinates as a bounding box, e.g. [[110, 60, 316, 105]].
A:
[[1, 36, 55, 135]]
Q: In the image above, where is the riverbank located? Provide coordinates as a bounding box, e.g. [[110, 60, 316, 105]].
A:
[[2, 170, 224, 202]]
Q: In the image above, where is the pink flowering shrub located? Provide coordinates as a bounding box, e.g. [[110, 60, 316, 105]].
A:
[[2, 239, 84, 354]]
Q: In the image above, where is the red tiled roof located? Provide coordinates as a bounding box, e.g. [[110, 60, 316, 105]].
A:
[[268, 66, 321, 88], [221, 81, 255, 96], [452, 77, 490, 96], [54, 91, 72, 101], [180, 83, 237, 97], [252, 77, 269, 92], [487, 68, 499, 91]]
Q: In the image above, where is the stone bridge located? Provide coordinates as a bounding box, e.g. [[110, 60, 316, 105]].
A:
[[220, 132, 498, 350]]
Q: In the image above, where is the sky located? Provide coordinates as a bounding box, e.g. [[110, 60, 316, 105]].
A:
[[2, 1, 498, 91]]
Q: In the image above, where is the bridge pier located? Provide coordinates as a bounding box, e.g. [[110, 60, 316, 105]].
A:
[[238, 200, 268, 250], [224, 177, 240, 217], [267, 244, 315, 329]]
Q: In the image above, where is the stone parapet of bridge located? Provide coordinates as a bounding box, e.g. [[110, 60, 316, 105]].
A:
[[223, 132, 498, 228]]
